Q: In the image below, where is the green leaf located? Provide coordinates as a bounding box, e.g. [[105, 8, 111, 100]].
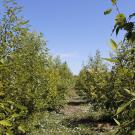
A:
[[124, 22, 134, 32], [0, 59, 5, 64], [110, 39, 118, 50], [116, 98, 135, 115], [115, 14, 126, 26], [10, 113, 20, 119], [6, 130, 14, 135], [111, 0, 117, 5], [0, 103, 5, 109], [103, 58, 119, 63], [0, 120, 12, 127], [131, 130, 135, 135], [125, 48, 135, 55], [124, 89, 135, 97], [7, 101, 15, 104], [104, 8, 112, 15], [0, 113, 5, 119], [0, 92, 5, 97], [15, 103, 27, 111], [113, 118, 120, 126], [18, 125, 26, 133], [129, 13, 135, 19], [18, 20, 29, 25]]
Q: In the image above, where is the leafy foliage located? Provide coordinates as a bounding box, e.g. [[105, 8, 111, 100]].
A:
[[1, 0, 135, 134], [0, 0, 74, 134], [75, 1, 135, 133], [104, 9, 112, 15], [104, 1, 135, 134], [106, 41, 135, 134], [75, 50, 110, 110]]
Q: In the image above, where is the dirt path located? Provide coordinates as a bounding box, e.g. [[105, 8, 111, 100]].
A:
[[60, 96, 116, 134], [61, 98, 90, 115]]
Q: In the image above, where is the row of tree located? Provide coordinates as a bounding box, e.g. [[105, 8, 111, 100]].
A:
[[0, 1, 74, 134], [0, 0, 134, 134], [75, 0, 135, 134]]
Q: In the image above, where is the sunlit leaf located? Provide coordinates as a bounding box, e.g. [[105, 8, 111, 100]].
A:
[[115, 14, 126, 26], [0, 59, 5, 64], [0, 120, 12, 127], [111, 0, 117, 5], [103, 58, 119, 63], [0, 92, 5, 97], [116, 98, 135, 115], [104, 8, 112, 15], [6, 130, 14, 135], [124, 89, 135, 97], [18, 125, 26, 133], [113, 118, 120, 126], [110, 39, 118, 50]]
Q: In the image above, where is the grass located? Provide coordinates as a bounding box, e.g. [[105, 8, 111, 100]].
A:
[[26, 99, 118, 135], [27, 111, 98, 135]]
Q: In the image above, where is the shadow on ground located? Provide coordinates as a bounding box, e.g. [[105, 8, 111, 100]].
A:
[[67, 100, 90, 106], [62, 115, 116, 132]]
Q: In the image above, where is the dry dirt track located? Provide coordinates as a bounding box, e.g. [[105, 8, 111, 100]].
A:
[[60, 97, 115, 133]]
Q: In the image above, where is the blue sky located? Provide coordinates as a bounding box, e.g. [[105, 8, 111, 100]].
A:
[[1, 0, 134, 74]]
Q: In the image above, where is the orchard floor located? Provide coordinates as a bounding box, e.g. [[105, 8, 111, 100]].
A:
[[27, 97, 117, 135]]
